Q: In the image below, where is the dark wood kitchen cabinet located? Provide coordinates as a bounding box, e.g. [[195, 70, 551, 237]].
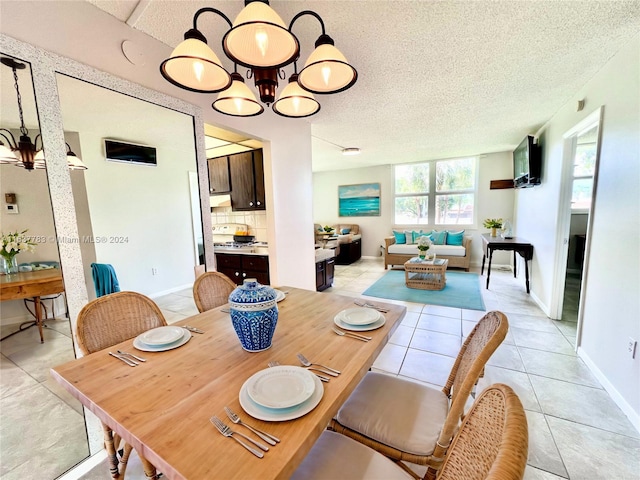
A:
[[315, 257, 335, 291], [207, 156, 231, 194], [216, 253, 270, 286], [229, 149, 265, 211]]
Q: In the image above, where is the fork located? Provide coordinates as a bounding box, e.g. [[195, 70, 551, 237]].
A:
[[224, 406, 280, 445], [210, 416, 267, 458], [183, 325, 204, 334], [354, 300, 389, 313], [268, 361, 330, 382], [109, 352, 137, 366], [116, 350, 146, 362], [296, 353, 341, 375], [332, 328, 371, 342]]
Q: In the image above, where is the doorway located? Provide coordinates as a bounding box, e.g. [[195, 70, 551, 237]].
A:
[[551, 107, 603, 347]]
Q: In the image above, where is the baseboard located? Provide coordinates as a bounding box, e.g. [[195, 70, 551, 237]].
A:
[[58, 450, 107, 480], [578, 346, 640, 434], [149, 283, 194, 299]]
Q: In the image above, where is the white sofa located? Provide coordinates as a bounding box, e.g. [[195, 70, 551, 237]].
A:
[[384, 236, 472, 271]]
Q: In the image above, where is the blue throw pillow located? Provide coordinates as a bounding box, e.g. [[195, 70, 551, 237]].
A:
[[392, 230, 406, 244], [430, 230, 447, 245], [341, 228, 351, 234], [446, 230, 464, 246], [408, 230, 424, 244]]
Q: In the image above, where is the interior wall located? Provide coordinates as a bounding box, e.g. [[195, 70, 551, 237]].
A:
[[312, 152, 516, 268], [514, 35, 640, 426]]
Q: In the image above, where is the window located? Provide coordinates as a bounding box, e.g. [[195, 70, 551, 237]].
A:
[[394, 157, 477, 226], [571, 124, 597, 211]]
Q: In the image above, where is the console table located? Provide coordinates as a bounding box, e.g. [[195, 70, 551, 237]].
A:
[[481, 234, 534, 293], [0, 269, 64, 342]]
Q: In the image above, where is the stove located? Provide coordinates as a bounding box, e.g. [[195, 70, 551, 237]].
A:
[[212, 223, 267, 253]]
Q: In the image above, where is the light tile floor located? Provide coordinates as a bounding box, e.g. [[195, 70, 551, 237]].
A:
[[5, 258, 639, 479]]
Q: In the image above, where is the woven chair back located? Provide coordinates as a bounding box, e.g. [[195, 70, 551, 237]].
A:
[[193, 271, 237, 313], [76, 291, 167, 355], [438, 383, 528, 480]]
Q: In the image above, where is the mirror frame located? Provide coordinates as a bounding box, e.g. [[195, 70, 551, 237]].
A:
[[0, 33, 212, 344]]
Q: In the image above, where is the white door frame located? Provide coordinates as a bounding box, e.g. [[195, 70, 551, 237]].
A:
[[550, 106, 604, 346]]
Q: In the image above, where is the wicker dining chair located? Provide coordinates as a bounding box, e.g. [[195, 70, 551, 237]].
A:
[[192, 271, 237, 313], [76, 291, 168, 479], [329, 310, 509, 480], [291, 383, 528, 480]]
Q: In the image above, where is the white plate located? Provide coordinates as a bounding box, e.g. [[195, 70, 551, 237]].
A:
[[246, 366, 316, 409], [133, 329, 192, 352], [138, 326, 184, 346], [273, 289, 286, 302], [239, 373, 323, 422], [334, 312, 386, 332], [337, 307, 380, 326]]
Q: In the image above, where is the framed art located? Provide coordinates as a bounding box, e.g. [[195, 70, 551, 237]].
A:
[[338, 183, 381, 217]]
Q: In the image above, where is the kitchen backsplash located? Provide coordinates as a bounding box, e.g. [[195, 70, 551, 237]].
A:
[[211, 207, 267, 242]]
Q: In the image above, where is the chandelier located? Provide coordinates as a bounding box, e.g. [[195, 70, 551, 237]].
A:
[[0, 57, 88, 171], [160, 1, 357, 118]]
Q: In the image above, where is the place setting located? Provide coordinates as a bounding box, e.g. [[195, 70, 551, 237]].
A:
[[332, 306, 385, 341], [131, 325, 193, 352]]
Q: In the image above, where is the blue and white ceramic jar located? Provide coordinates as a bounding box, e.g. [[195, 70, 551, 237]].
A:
[[229, 279, 278, 352]]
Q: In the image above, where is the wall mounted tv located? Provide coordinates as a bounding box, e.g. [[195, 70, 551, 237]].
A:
[[104, 139, 157, 166], [513, 135, 541, 188]]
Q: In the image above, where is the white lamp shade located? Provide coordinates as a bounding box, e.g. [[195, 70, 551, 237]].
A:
[[273, 77, 320, 118], [68, 154, 88, 170], [161, 38, 231, 93], [224, 1, 299, 68], [212, 76, 264, 117], [298, 43, 358, 94], [0, 143, 19, 164]]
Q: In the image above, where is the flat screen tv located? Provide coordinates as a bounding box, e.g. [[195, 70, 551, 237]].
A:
[[513, 135, 541, 188], [104, 139, 157, 166]]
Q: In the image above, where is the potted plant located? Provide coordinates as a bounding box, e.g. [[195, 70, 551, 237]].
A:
[[483, 218, 503, 237], [417, 235, 433, 260], [323, 225, 334, 234]]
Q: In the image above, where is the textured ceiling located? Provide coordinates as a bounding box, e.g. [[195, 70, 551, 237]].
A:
[[85, 1, 640, 171]]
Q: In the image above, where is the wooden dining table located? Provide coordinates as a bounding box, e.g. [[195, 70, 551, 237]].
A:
[[0, 269, 65, 342], [51, 287, 406, 480]]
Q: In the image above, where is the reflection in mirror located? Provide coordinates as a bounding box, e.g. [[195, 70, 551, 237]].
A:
[[56, 74, 204, 308], [0, 54, 90, 477]]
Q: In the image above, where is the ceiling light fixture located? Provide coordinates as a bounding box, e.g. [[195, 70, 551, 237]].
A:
[[160, 2, 357, 118], [0, 57, 37, 171], [33, 136, 88, 171], [342, 147, 361, 156]]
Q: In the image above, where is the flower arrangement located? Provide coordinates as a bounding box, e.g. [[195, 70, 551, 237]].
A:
[[417, 235, 432, 252], [1, 229, 36, 262], [323, 225, 334, 233], [483, 218, 503, 229]]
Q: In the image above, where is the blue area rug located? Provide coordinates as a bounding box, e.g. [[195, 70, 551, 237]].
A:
[[362, 270, 486, 311]]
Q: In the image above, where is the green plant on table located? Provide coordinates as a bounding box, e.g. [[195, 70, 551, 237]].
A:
[[483, 218, 503, 229], [417, 235, 432, 252], [323, 225, 334, 233]]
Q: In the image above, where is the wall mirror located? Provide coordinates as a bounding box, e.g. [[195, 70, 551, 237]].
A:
[[0, 53, 90, 478], [56, 74, 204, 308]]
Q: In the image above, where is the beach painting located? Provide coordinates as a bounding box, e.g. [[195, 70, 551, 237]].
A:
[[338, 183, 381, 217]]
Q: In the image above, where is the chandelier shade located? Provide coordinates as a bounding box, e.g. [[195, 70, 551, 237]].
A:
[[160, 34, 232, 93], [33, 137, 88, 170], [272, 74, 320, 118], [0, 137, 20, 164], [212, 72, 264, 117], [298, 37, 358, 94], [223, 1, 299, 69], [159, 2, 357, 118]]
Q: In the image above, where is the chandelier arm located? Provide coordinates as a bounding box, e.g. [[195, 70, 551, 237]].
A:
[[0, 129, 17, 148], [288, 10, 326, 35], [193, 7, 232, 30]]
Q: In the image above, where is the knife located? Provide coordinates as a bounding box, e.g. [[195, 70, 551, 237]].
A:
[[109, 352, 137, 366]]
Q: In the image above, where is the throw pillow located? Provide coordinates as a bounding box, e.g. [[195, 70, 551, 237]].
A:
[[392, 230, 406, 244], [446, 230, 464, 246], [431, 230, 448, 245], [405, 230, 423, 244], [341, 228, 351, 234]]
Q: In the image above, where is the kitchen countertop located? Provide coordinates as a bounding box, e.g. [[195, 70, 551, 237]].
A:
[[214, 245, 269, 256]]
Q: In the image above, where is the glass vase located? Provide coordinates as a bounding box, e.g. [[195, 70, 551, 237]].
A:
[[1, 255, 19, 275], [418, 251, 426, 260]]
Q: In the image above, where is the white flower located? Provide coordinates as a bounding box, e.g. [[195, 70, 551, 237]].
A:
[[417, 235, 432, 251]]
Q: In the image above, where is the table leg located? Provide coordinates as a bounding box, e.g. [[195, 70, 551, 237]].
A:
[[524, 258, 530, 294], [481, 253, 486, 275], [486, 249, 493, 289], [35, 296, 44, 343], [513, 251, 517, 278]]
